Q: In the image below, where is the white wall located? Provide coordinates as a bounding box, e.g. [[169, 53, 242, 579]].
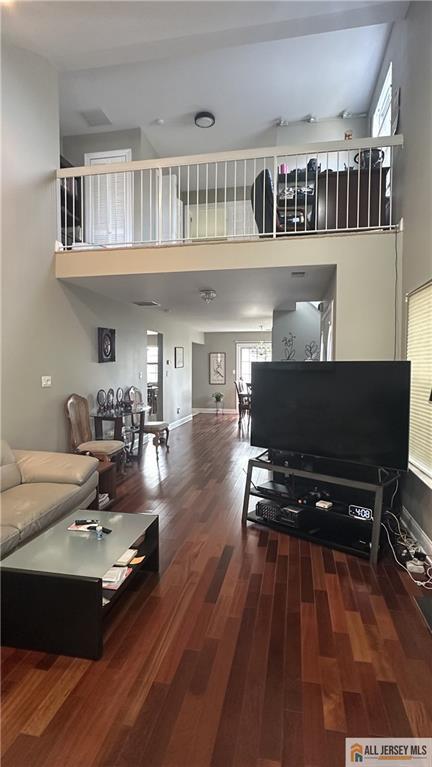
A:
[[192, 331, 271, 411], [61, 128, 145, 167], [1, 44, 197, 451], [370, 2, 432, 539], [58, 232, 399, 363], [276, 116, 368, 146], [272, 303, 320, 362]]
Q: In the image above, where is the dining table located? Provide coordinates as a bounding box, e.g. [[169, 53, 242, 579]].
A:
[[91, 405, 151, 463]]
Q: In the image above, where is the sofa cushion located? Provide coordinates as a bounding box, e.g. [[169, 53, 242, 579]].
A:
[[77, 440, 124, 456], [14, 450, 98, 486], [0, 472, 98, 558], [1, 479, 95, 539], [0, 524, 20, 557], [0, 441, 21, 492]]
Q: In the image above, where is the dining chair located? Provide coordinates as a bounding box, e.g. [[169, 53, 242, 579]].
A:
[[234, 379, 251, 425], [65, 393, 125, 463]]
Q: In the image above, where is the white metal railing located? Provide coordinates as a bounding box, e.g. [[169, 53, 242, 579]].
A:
[[56, 135, 403, 251]]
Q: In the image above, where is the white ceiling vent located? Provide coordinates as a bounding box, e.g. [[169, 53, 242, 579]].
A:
[[133, 300, 161, 307], [80, 108, 112, 127]]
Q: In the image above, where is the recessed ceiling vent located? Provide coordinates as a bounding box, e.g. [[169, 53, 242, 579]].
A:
[[133, 300, 161, 307], [80, 108, 112, 127], [291, 271, 306, 278]]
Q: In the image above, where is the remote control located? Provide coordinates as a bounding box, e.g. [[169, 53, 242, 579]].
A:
[[75, 519, 98, 525]]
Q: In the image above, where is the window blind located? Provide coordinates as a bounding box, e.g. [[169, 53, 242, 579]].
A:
[[407, 280, 432, 478], [84, 150, 132, 245]]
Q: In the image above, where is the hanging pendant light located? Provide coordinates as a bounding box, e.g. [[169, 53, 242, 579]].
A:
[[254, 324, 268, 357]]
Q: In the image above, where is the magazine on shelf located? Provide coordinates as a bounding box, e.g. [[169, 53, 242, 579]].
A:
[[102, 567, 132, 590]]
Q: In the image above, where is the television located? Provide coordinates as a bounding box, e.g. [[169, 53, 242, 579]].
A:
[[251, 361, 410, 471]]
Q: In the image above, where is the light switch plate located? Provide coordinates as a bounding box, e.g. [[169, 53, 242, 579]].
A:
[[41, 376, 52, 388]]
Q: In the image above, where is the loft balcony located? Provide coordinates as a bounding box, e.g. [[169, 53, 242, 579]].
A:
[[56, 135, 403, 256]]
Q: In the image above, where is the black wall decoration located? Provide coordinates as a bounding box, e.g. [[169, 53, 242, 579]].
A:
[[98, 328, 116, 363], [281, 332, 296, 360]]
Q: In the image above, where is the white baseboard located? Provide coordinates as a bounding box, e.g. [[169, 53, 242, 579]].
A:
[[401, 505, 432, 561], [192, 408, 238, 415], [168, 414, 193, 430]]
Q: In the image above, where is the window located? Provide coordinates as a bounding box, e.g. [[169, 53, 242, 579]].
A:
[[407, 280, 432, 482], [372, 62, 392, 138], [236, 342, 272, 382], [147, 343, 159, 384], [84, 149, 133, 245]]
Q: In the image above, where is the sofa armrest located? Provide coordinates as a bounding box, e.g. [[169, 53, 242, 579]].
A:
[[13, 450, 99, 486]]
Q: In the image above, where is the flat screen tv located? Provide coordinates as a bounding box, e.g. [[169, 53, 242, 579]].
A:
[[251, 361, 410, 471]]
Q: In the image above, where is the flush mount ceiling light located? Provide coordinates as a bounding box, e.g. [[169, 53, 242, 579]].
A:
[[200, 289, 217, 304], [194, 111, 215, 129]]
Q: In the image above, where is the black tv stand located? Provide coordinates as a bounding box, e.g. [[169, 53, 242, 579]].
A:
[[241, 451, 399, 565]]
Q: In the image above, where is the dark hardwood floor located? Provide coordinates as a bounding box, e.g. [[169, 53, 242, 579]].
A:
[[1, 415, 431, 767]]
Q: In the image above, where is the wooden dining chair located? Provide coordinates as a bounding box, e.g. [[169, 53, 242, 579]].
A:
[[234, 379, 251, 425], [65, 394, 125, 463]]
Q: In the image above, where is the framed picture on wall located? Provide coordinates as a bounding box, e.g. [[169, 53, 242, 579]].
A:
[[98, 327, 116, 363], [175, 346, 184, 368], [209, 352, 226, 385]]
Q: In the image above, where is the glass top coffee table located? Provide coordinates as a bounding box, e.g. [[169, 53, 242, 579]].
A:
[[0, 510, 159, 659]]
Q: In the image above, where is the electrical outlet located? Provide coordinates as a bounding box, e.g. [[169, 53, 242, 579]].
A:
[[138, 371, 143, 380], [41, 376, 52, 388]]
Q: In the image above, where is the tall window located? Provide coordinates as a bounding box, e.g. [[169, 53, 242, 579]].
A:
[[147, 339, 159, 384], [372, 62, 392, 138], [236, 342, 272, 382], [84, 148, 133, 245], [407, 281, 432, 483]]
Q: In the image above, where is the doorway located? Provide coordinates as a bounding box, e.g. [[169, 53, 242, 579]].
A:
[[147, 330, 163, 421]]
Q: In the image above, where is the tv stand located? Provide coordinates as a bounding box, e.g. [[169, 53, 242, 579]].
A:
[[242, 452, 399, 565]]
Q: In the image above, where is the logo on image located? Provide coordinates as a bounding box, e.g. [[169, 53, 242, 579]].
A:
[[346, 739, 432, 767]]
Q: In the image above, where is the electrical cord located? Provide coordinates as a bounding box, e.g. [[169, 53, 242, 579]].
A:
[[384, 510, 432, 558], [381, 523, 432, 589], [389, 478, 399, 509], [243, 467, 259, 492]]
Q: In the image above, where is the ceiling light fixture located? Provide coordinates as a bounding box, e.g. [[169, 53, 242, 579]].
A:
[[305, 114, 317, 123], [194, 111, 215, 129], [341, 110, 352, 120], [200, 289, 217, 304]]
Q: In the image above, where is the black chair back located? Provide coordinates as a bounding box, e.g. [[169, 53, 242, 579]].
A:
[[250, 169, 278, 236]]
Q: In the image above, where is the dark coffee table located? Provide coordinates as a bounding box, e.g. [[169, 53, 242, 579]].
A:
[[0, 510, 159, 659]]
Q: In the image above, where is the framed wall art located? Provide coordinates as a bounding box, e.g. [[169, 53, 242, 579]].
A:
[[175, 346, 184, 368], [98, 328, 116, 363], [209, 352, 226, 385]]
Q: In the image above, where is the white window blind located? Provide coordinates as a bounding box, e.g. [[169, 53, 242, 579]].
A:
[[372, 62, 392, 138], [147, 344, 159, 384], [407, 281, 432, 479], [84, 149, 132, 245]]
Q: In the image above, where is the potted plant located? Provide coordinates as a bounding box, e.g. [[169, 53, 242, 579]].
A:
[[212, 391, 224, 414]]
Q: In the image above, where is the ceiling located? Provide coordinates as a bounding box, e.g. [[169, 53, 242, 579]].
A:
[[2, 1, 408, 156], [62, 265, 335, 332]]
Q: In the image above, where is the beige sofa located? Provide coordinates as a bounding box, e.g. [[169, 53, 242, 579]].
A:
[[0, 441, 99, 558]]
